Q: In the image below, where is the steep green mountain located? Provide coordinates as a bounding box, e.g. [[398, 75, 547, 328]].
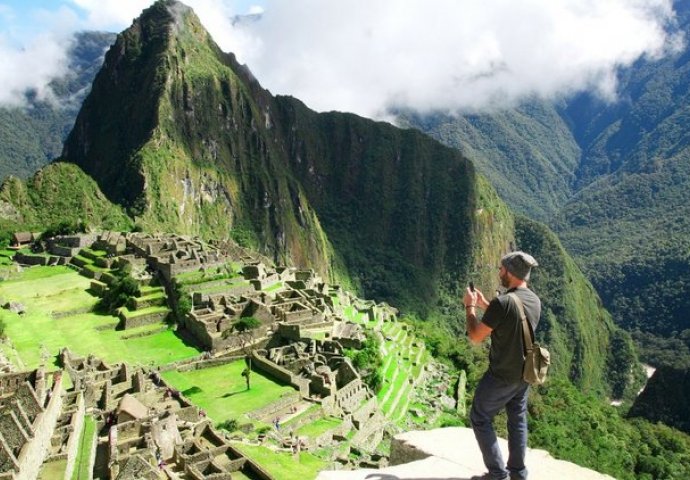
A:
[[0, 162, 132, 232], [397, 100, 580, 223], [0, 32, 116, 181], [53, 0, 513, 317]]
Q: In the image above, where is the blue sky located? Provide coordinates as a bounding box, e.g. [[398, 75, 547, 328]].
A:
[[0, 0, 263, 41], [0, 0, 682, 118]]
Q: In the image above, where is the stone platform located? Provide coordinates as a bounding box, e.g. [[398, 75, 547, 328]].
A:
[[317, 427, 615, 480]]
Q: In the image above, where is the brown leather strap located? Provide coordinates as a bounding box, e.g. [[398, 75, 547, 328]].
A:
[[508, 293, 533, 353]]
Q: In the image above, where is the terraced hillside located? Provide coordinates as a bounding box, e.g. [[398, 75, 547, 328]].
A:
[[0, 265, 197, 369], [0, 232, 447, 479]]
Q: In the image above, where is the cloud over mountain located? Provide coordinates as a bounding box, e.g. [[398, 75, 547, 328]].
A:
[[235, 0, 681, 117], [0, 0, 682, 117]]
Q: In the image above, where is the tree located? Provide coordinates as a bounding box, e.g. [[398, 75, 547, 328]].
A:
[[40, 220, 86, 239], [344, 332, 384, 393], [223, 316, 261, 390], [171, 279, 192, 321], [96, 269, 140, 314]]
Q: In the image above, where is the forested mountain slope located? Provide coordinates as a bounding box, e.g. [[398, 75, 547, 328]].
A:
[[0, 32, 115, 180], [554, 0, 690, 341], [397, 101, 580, 223]]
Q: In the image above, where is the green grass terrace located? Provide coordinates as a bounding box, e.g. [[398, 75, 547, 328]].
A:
[[174, 262, 243, 285], [231, 443, 327, 480], [0, 266, 199, 369], [160, 361, 295, 425], [377, 321, 429, 423]]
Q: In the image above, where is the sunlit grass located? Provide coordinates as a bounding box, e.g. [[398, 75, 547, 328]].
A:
[[295, 417, 341, 438], [232, 443, 327, 480], [0, 266, 199, 369], [71, 416, 96, 480], [161, 361, 295, 423]]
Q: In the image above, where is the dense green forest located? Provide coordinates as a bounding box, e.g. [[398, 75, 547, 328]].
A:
[[530, 379, 690, 480], [396, 100, 579, 223]]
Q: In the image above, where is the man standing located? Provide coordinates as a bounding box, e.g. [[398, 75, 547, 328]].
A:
[[464, 251, 541, 480]]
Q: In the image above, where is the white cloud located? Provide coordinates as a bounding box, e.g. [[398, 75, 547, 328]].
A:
[[0, 5, 78, 106], [0, 0, 682, 117], [247, 5, 264, 15], [70, 0, 158, 31], [228, 0, 681, 117]]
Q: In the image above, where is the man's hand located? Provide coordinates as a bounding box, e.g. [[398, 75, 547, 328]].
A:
[[463, 286, 478, 307], [463, 286, 493, 344], [464, 286, 489, 310]]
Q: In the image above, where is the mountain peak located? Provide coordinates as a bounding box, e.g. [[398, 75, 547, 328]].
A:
[[140, 0, 194, 26], [140, 0, 205, 40], [61, 0, 222, 209]]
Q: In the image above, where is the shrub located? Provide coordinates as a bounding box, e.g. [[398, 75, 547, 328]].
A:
[[96, 271, 140, 314], [41, 220, 86, 239], [217, 419, 239, 432]]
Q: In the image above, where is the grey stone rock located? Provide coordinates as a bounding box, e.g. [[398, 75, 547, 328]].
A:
[[3, 302, 25, 314], [317, 427, 616, 480]]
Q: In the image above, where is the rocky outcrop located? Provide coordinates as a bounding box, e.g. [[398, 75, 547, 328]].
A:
[[317, 427, 615, 480]]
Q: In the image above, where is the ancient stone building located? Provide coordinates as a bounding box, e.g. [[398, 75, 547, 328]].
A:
[[0, 368, 65, 480]]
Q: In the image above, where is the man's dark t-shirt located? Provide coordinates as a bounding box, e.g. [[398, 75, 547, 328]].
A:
[[481, 287, 541, 383]]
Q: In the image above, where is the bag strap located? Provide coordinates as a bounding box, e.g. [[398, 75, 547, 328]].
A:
[[508, 292, 533, 353]]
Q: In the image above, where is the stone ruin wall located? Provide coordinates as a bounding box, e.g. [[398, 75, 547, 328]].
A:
[[0, 372, 35, 394], [13, 373, 64, 480], [41, 391, 85, 480], [351, 396, 379, 427], [118, 309, 169, 330], [58, 391, 85, 480], [245, 391, 302, 422], [251, 352, 310, 397], [323, 378, 369, 416]]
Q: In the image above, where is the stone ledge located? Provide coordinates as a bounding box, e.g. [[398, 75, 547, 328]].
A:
[[316, 427, 615, 480]]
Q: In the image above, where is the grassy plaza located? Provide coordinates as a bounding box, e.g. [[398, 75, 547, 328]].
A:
[[0, 266, 199, 369], [161, 361, 295, 424], [232, 443, 327, 480]]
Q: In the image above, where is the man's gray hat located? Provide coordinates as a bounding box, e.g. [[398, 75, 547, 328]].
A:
[[501, 251, 538, 280]]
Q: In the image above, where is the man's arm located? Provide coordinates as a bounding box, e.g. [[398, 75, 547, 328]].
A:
[[463, 287, 493, 344], [465, 305, 493, 344]]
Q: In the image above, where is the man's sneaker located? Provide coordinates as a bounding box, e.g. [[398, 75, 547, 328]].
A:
[[470, 474, 509, 480]]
